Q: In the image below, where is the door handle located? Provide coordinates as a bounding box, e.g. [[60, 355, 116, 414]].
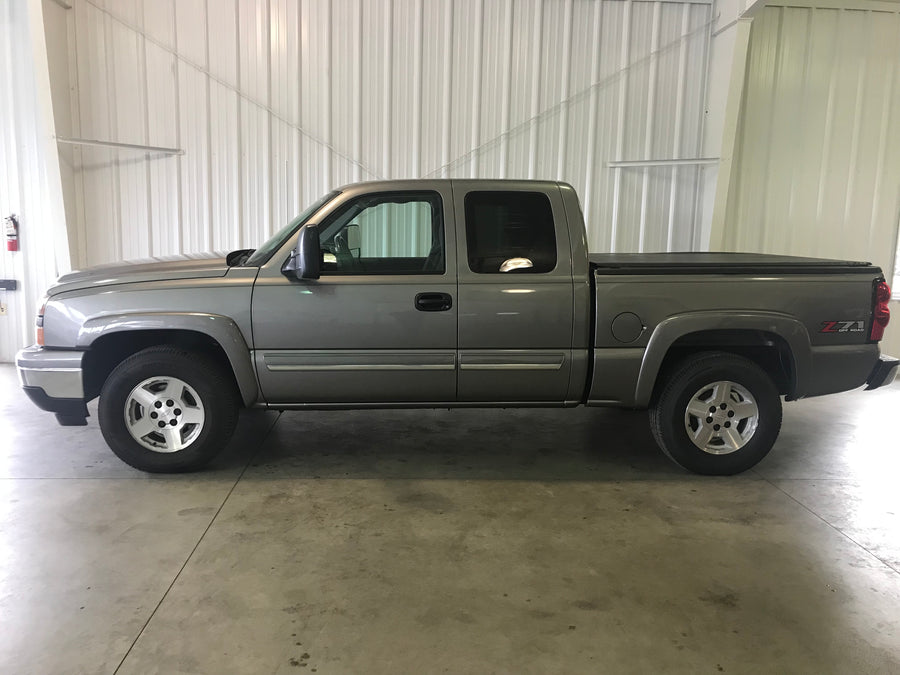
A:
[[415, 292, 453, 312]]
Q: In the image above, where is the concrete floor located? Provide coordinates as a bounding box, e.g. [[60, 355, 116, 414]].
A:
[[1, 364, 899, 674]]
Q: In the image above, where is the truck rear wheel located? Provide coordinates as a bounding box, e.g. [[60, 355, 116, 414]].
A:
[[98, 346, 239, 472], [649, 352, 782, 475]]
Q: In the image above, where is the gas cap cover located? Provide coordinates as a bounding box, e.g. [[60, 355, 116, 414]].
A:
[[611, 312, 644, 343]]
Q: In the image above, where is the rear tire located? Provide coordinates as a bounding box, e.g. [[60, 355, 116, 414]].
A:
[[98, 346, 239, 472], [649, 352, 782, 475]]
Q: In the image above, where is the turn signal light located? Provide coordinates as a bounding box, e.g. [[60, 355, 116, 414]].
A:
[[870, 281, 891, 342]]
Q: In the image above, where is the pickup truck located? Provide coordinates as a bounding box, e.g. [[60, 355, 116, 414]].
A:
[[16, 179, 898, 475]]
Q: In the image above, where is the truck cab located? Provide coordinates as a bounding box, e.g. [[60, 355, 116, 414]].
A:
[[252, 179, 588, 407]]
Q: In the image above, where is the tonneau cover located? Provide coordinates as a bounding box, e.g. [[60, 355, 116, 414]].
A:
[[589, 252, 875, 275]]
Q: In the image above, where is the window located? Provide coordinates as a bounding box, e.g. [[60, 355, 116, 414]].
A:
[[318, 192, 444, 275], [464, 191, 557, 274]]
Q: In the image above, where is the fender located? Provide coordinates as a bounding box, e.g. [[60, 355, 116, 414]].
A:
[[634, 310, 812, 407], [76, 312, 259, 406]]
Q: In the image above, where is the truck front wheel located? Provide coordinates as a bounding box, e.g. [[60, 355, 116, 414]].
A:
[[649, 352, 782, 475], [98, 346, 239, 472]]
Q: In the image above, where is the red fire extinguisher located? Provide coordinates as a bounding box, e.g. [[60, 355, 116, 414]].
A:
[[5, 215, 18, 252]]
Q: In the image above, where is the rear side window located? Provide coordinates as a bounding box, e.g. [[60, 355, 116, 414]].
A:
[[464, 191, 557, 274]]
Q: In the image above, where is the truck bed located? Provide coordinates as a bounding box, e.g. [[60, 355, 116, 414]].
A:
[[589, 252, 874, 275]]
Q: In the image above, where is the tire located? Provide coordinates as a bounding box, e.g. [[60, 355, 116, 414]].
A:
[[649, 352, 782, 475], [98, 346, 239, 473]]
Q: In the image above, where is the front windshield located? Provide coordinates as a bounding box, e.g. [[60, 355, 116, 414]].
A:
[[243, 190, 340, 266]]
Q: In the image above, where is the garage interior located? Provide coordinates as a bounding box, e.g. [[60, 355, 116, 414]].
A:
[[1, 0, 899, 672]]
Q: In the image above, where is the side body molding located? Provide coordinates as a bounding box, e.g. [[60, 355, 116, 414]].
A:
[[76, 312, 259, 406], [634, 311, 812, 407]]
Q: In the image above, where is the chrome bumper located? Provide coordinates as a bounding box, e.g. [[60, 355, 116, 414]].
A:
[[866, 356, 899, 390], [16, 345, 88, 425]]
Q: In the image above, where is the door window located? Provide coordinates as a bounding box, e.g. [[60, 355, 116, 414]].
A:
[[318, 192, 444, 275], [464, 191, 557, 274]]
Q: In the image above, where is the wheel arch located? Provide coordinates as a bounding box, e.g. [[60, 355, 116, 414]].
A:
[[78, 313, 258, 406], [635, 312, 811, 407]]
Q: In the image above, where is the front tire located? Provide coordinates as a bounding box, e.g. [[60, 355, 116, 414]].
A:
[[649, 352, 782, 475], [98, 346, 239, 472]]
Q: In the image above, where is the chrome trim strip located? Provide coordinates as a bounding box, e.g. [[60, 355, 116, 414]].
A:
[[268, 363, 455, 372], [263, 351, 456, 373], [458, 351, 567, 371], [459, 363, 563, 371]]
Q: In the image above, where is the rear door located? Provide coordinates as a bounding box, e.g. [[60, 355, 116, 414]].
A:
[[453, 181, 575, 403], [252, 185, 458, 404]]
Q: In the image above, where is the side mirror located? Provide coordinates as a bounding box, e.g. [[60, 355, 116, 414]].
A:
[[345, 223, 361, 252], [285, 224, 321, 280]]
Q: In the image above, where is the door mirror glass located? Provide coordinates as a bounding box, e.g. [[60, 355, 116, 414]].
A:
[[345, 223, 361, 252]]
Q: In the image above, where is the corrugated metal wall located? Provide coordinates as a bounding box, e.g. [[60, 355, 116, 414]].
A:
[[725, 2, 900, 355], [0, 0, 71, 363], [65, 0, 713, 269]]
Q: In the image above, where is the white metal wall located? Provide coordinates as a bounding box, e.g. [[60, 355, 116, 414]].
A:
[[0, 0, 71, 363], [63, 0, 713, 269], [725, 2, 900, 355]]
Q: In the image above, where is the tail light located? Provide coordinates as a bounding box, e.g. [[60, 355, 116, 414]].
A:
[[870, 281, 891, 342], [36, 300, 45, 346]]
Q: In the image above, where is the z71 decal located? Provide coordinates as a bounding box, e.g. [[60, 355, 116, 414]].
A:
[[820, 320, 865, 333]]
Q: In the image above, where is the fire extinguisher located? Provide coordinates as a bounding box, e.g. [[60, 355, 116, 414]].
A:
[[5, 215, 18, 252]]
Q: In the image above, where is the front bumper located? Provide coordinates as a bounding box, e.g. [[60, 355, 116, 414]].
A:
[[865, 356, 899, 390], [16, 345, 88, 425]]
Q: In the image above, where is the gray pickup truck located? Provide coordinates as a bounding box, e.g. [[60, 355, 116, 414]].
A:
[[16, 179, 898, 474]]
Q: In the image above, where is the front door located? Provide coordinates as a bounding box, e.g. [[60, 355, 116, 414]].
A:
[[252, 186, 457, 404]]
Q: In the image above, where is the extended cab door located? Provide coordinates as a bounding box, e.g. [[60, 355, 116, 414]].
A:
[[252, 184, 457, 404], [453, 181, 575, 403]]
